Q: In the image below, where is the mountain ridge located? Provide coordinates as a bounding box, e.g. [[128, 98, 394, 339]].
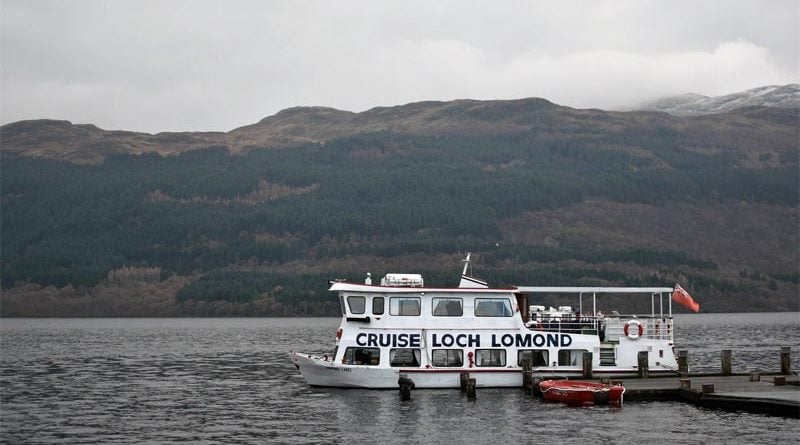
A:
[[637, 84, 800, 116], [4, 86, 798, 164]]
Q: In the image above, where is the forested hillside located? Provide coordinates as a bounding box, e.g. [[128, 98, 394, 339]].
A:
[[1, 97, 798, 316]]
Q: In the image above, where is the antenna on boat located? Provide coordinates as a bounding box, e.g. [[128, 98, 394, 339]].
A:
[[459, 252, 489, 288], [462, 252, 472, 276]]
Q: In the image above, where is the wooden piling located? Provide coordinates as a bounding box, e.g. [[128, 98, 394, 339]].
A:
[[677, 350, 689, 375], [531, 377, 542, 397], [521, 359, 532, 389], [460, 372, 469, 393], [780, 347, 791, 375], [638, 351, 649, 379], [466, 378, 477, 399], [774, 376, 786, 386], [400, 383, 411, 401], [582, 352, 593, 379], [721, 349, 732, 375], [398, 373, 414, 401]]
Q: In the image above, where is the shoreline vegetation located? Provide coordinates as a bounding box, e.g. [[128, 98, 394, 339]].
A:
[[1, 263, 797, 317]]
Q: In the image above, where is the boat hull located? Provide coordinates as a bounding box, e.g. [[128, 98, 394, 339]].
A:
[[291, 352, 664, 389], [539, 379, 625, 406], [290, 352, 525, 388]]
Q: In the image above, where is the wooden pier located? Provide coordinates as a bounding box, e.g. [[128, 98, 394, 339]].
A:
[[526, 374, 799, 417], [524, 347, 799, 418]]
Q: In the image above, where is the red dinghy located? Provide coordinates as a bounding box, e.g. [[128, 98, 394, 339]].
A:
[[539, 380, 625, 406]]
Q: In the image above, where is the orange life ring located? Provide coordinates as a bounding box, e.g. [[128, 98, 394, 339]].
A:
[[624, 320, 644, 340]]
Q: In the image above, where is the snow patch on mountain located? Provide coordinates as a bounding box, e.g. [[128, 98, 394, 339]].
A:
[[638, 84, 799, 116]]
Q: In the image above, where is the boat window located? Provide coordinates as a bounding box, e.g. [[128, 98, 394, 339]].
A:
[[372, 297, 385, 315], [390, 348, 421, 367], [343, 347, 380, 366], [347, 296, 366, 314], [339, 296, 346, 315], [432, 298, 463, 316], [474, 298, 513, 317], [475, 349, 506, 367], [389, 297, 421, 316], [518, 349, 549, 367], [558, 349, 587, 366], [432, 349, 463, 367]]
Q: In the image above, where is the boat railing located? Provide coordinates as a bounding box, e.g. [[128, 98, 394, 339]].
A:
[[603, 316, 673, 342], [528, 315, 673, 342], [527, 317, 601, 335]]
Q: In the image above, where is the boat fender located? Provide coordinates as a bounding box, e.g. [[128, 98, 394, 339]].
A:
[[336, 328, 343, 340], [624, 320, 644, 340]]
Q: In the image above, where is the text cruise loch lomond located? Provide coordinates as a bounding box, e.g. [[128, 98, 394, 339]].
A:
[[290, 254, 695, 388]]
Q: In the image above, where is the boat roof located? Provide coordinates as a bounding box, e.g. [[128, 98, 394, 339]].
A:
[[328, 281, 514, 294], [329, 282, 673, 294], [516, 286, 673, 294]]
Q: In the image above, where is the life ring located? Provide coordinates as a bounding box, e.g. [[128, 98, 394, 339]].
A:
[[624, 320, 644, 340], [322, 355, 328, 362], [336, 328, 343, 340]]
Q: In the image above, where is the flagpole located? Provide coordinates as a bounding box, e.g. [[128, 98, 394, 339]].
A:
[[668, 289, 673, 316]]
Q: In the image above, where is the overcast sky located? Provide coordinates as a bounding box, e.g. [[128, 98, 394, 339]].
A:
[[2, 0, 798, 133]]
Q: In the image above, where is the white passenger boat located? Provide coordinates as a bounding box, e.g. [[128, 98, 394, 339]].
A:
[[290, 254, 697, 388]]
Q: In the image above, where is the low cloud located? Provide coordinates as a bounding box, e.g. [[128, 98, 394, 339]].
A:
[[2, 0, 797, 132]]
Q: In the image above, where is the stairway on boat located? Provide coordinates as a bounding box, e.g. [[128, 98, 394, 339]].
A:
[[600, 342, 616, 366]]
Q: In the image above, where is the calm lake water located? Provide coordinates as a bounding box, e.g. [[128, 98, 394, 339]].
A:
[[1, 313, 798, 444]]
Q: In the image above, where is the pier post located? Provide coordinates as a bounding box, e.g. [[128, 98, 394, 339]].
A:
[[521, 359, 532, 389], [531, 377, 542, 397], [582, 352, 593, 379], [460, 372, 470, 393], [721, 349, 732, 375], [677, 350, 689, 375], [466, 378, 477, 399], [398, 374, 414, 401], [780, 347, 791, 375], [637, 351, 649, 379]]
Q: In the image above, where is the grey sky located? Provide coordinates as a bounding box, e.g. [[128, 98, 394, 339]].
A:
[[2, 0, 798, 133]]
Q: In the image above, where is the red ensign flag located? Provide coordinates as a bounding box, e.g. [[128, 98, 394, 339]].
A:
[[672, 284, 700, 312]]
